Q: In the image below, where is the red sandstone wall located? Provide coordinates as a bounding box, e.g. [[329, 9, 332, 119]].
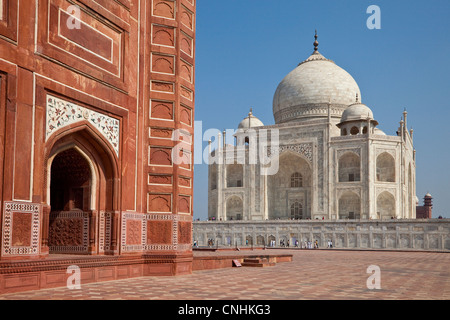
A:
[[416, 206, 432, 219], [0, 0, 195, 266]]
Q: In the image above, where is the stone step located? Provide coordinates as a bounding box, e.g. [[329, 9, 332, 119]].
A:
[[242, 257, 276, 267]]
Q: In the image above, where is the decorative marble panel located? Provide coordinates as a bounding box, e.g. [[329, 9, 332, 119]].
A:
[[99, 211, 112, 253], [46, 95, 120, 155], [267, 143, 313, 164], [337, 148, 361, 158], [121, 213, 192, 252], [2, 202, 40, 256]]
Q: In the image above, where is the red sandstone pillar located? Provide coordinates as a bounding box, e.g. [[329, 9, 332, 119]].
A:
[[41, 204, 51, 256], [110, 211, 120, 254], [88, 210, 97, 254]]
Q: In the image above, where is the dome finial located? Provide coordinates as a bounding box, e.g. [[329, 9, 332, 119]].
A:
[[313, 30, 319, 52]]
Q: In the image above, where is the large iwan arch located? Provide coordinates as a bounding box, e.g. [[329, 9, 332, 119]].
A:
[[44, 125, 119, 256]]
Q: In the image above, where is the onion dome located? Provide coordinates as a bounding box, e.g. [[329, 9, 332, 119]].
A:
[[273, 31, 361, 124]]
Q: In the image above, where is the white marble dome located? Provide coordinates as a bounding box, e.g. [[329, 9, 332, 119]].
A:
[[273, 51, 361, 124], [238, 109, 264, 129], [340, 102, 374, 123]]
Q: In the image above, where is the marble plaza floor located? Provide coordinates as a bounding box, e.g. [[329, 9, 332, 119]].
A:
[[0, 249, 449, 300]]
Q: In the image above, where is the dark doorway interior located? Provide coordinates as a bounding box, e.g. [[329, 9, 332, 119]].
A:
[[49, 148, 92, 254], [50, 148, 91, 211]]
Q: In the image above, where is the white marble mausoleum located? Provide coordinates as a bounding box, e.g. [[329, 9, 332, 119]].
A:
[[208, 34, 417, 221]]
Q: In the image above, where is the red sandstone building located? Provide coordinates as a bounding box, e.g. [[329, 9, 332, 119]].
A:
[[416, 193, 433, 219], [0, 0, 195, 293]]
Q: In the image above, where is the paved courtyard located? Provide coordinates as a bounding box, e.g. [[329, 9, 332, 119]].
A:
[[0, 249, 449, 300]]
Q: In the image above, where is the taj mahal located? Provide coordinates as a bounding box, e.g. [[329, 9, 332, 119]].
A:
[[207, 33, 416, 222]]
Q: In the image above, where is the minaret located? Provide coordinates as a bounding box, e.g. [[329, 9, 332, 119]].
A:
[[423, 193, 433, 219], [424, 193, 433, 208]]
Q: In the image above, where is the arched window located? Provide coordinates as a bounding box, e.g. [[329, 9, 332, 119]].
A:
[[256, 235, 265, 246], [350, 126, 359, 135], [210, 165, 217, 190], [226, 164, 243, 188], [377, 191, 396, 219], [342, 128, 348, 136], [376, 152, 395, 182], [226, 196, 243, 221], [339, 192, 361, 219], [290, 172, 303, 188], [290, 202, 303, 220], [363, 126, 368, 134], [339, 152, 361, 182]]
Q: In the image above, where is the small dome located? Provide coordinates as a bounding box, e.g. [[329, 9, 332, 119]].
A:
[[339, 99, 378, 127], [425, 193, 432, 198], [238, 109, 264, 129], [373, 128, 386, 135]]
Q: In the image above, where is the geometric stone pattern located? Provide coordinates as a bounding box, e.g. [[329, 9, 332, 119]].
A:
[[99, 211, 112, 254], [121, 213, 192, 253], [1, 250, 449, 300], [48, 211, 89, 254], [2, 202, 41, 256]]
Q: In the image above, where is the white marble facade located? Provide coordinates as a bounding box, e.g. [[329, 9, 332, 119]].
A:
[[208, 40, 416, 221]]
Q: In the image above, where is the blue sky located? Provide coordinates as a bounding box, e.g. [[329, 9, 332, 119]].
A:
[[193, 0, 450, 220]]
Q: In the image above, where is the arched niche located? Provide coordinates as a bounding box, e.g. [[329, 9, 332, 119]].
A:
[[339, 152, 361, 182], [376, 152, 396, 182], [338, 191, 361, 219], [377, 191, 396, 219]]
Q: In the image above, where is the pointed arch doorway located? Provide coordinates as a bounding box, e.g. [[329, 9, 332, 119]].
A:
[[48, 147, 93, 254], [44, 126, 120, 256]]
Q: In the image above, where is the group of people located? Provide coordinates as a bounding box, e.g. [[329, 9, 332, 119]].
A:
[[272, 239, 333, 249], [196, 238, 334, 248], [300, 240, 319, 249]]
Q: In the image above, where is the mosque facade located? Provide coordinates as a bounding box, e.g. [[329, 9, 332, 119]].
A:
[[208, 34, 417, 221], [0, 0, 196, 293]]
